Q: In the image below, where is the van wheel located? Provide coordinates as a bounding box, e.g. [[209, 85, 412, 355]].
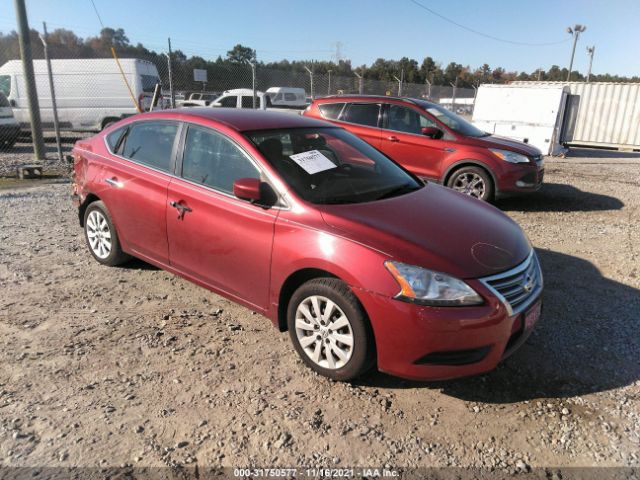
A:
[[101, 118, 119, 130], [287, 278, 375, 381], [447, 166, 494, 201], [83, 201, 130, 266], [0, 138, 16, 150]]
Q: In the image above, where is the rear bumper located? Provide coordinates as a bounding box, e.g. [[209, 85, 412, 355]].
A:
[[354, 284, 541, 381]]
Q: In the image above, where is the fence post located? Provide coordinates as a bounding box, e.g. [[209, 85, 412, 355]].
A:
[[354, 71, 363, 95], [304, 65, 314, 100], [39, 22, 62, 163], [167, 37, 175, 108], [14, 0, 46, 161]]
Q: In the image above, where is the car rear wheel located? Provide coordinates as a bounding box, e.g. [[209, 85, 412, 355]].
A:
[[83, 201, 130, 266], [447, 166, 494, 201], [287, 278, 375, 381]]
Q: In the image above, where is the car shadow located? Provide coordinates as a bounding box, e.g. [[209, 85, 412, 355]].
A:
[[118, 258, 160, 271], [496, 183, 624, 212], [567, 147, 640, 159], [356, 248, 640, 403]]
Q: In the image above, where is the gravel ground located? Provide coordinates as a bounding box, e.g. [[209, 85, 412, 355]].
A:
[[0, 141, 639, 477]]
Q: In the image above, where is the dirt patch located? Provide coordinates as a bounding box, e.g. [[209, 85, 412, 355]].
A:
[[0, 152, 638, 473]]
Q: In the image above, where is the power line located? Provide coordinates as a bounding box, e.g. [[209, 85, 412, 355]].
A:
[[88, 0, 105, 30], [408, 0, 571, 47]]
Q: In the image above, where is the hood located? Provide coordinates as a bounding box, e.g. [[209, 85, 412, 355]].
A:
[[318, 184, 531, 279], [461, 134, 542, 157]]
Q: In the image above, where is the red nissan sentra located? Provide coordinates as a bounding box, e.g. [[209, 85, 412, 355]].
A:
[[71, 109, 543, 382]]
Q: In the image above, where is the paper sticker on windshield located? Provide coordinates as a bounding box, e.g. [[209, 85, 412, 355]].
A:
[[289, 150, 337, 175]]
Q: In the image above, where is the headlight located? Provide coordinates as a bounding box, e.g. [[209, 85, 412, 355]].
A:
[[384, 261, 483, 306], [489, 148, 530, 164]]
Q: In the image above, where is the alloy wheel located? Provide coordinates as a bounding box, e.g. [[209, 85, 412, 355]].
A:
[[294, 295, 354, 370], [452, 172, 486, 198], [86, 210, 112, 259]]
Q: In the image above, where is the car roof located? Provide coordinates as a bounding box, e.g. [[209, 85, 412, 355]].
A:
[[312, 95, 437, 108], [145, 108, 331, 132]]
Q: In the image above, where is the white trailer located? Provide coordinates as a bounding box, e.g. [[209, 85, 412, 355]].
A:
[[472, 84, 569, 155], [0, 58, 161, 131], [512, 81, 640, 151]]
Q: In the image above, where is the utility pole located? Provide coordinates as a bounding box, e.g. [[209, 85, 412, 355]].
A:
[[14, 0, 45, 160], [327, 70, 332, 96], [586, 46, 595, 82], [167, 37, 174, 108], [39, 22, 62, 163], [425, 78, 431, 99], [304, 65, 314, 100], [537, 68, 543, 81], [354, 70, 363, 95], [566, 24, 586, 81]]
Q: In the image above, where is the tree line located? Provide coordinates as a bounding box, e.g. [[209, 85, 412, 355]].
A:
[[1, 27, 638, 89]]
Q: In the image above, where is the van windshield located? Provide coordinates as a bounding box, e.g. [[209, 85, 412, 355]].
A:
[[246, 127, 422, 205], [413, 99, 488, 137], [0, 92, 9, 108], [140, 75, 160, 93]]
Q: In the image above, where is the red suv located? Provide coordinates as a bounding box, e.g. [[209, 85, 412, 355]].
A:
[[303, 96, 544, 201], [71, 109, 542, 382]]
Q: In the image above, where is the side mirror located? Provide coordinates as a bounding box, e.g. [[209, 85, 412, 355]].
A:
[[233, 177, 261, 202], [421, 126, 442, 139]]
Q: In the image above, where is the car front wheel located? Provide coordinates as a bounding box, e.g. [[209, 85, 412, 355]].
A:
[[447, 166, 494, 201], [287, 278, 375, 381]]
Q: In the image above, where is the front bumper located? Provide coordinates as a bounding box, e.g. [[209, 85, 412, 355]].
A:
[[354, 283, 541, 381], [496, 161, 544, 195]]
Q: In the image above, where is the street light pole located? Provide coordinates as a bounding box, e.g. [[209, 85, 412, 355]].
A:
[[566, 24, 586, 81], [304, 65, 314, 100], [586, 46, 595, 82], [354, 71, 363, 94], [327, 69, 332, 96]]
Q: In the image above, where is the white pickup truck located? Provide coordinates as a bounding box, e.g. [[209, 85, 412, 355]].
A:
[[177, 92, 221, 107]]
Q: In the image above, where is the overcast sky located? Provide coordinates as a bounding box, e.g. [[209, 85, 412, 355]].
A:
[[1, 0, 639, 76]]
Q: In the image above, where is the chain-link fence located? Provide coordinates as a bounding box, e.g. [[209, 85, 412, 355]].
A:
[[0, 33, 476, 174]]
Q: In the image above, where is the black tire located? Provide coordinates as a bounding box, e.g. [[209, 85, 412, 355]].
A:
[[447, 165, 494, 202], [101, 118, 119, 130], [83, 201, 130, 266], [0, 137, 16, 150], [287, 278, 375, 381]]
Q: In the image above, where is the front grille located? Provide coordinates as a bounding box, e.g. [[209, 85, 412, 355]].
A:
[[480, 251, 543, 316]]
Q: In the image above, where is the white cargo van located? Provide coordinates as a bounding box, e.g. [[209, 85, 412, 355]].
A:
[[0, 58, 161, 131], [0, 91, 20, 149], [265, 87, 307, 108]]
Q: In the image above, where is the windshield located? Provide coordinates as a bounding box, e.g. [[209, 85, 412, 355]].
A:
[[413, 99, 487, 137], [245, 127, 422, 205]]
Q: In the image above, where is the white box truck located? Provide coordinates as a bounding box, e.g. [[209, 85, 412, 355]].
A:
[[0, 58, 161, 132]]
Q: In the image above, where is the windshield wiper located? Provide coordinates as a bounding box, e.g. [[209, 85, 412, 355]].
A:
[[375, 184, 421, 200]]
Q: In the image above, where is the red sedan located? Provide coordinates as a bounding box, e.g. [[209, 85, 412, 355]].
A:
[[71, 109, 542, 381]]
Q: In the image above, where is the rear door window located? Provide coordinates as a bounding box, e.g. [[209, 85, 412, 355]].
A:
[[121, 121, 179, 172], [219, 96, 237, 108], [181, 125, 260, 193], [241, 96, 255, 108], [318, 102, 345, 120], [342, 103, 381, 127]]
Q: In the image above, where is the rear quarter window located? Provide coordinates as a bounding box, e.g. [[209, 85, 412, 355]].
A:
[[318, 102, 345, 120], [106, 126, 127, 154]]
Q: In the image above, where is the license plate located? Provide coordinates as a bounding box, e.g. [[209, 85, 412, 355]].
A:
[[524, 301, 541, 330]]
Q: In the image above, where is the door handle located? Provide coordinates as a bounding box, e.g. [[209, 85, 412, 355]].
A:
[[169, 200, 192, 219], [387, 135, 399, 142], [104, 177, 122, 188]]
